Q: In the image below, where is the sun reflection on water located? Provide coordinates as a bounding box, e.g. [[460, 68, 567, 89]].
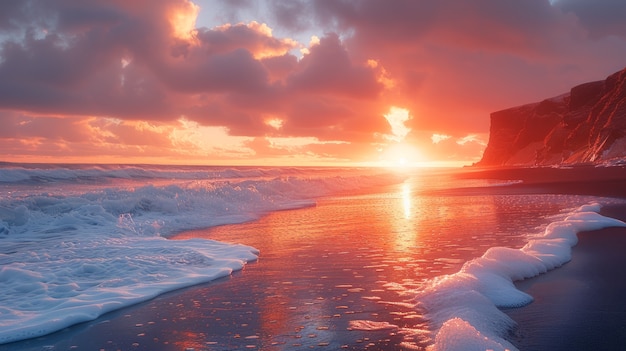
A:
[[172, 330, 207, 350], [402, 182, 412, 219], [390, 181, 421, 253]]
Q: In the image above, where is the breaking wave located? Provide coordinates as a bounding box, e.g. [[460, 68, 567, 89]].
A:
[[0, 165, 403, 344]]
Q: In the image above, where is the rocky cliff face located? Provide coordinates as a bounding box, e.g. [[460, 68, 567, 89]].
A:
[[477, 67, 626, 166]]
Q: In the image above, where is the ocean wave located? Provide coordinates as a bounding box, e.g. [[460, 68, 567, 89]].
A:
[[0, 166, 403, 345], [0, 163, 351, 184]]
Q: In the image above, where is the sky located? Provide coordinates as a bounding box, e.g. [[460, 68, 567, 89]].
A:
[[1, 0, 626, 167]]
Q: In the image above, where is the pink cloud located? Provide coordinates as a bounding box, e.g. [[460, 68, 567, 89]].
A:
[[1, 0, 626, 165], [286, 33, 382, 98]]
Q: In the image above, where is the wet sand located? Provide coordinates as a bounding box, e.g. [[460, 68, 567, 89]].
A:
[[458, 167, 626, 349], [2, 168, 626, 351], [0, 181, 453, 351], [505, 204, 626, 351]]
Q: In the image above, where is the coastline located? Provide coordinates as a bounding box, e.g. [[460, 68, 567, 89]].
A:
[[1, 166, 625, 350], [456, 165, 626, 198], [505, 204, 626, 350], [444, 167, 626, 350]]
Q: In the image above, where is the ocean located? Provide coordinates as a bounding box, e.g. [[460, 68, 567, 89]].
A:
[[0, 163, 624, 350]]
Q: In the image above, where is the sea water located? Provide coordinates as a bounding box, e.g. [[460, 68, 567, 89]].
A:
[[0, 164, 624, 350], [0, 164, 403, 344]]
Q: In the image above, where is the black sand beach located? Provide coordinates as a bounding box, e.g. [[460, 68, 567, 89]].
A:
[[459, 167, 626, 349], [506, 204, 626, 351], [394, 167, 626, 350], [2, 167, 626, 351], [457, 165, 626, 198]]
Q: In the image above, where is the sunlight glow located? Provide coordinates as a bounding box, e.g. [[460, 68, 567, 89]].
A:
[[456, 134, 486, 146], [309, 35, 320, 47], [266, 136, 348, 149], [171, 118, 254, 157], [391, 181, 418, 252], [265, 118, 284, 130], [431, 133, 451, 144], [402, 182, 412, 219], [379, 142, 423, 168], [248, 21, 273, 37], [383, 107, 411, 142], [300, 35, 321, 57], [168, 1, 200, 40]]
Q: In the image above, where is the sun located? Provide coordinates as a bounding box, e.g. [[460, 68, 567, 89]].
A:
[[379, 143, 423, 168]]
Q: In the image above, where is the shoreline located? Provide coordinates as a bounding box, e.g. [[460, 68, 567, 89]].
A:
[[505, 204, 626, 350], [1, 167, 625, 350], [455, 165, 626, 198]]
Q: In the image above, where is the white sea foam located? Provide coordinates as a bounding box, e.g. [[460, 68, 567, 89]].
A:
[[416, 202, 626, 351], [0, 238, 258, 345], [0, 165, 402, 344]]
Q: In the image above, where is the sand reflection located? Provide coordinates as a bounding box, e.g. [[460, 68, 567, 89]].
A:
[[172, 330, 207, 350]]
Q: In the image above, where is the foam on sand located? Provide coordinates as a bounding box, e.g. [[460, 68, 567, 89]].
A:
[[0, 165, 404, 345], [0, 237, 259, 345], [415, 203, 626, 351]]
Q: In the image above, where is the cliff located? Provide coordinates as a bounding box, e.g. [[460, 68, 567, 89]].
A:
[[477, 67, 626, 166]]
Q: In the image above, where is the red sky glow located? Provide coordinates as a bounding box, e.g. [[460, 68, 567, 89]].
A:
[[1, 0, 626, 167]]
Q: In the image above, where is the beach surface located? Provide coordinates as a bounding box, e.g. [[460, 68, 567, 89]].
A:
[[2, 167, 625, 350], [456, 166, 626, 349], [506, 204, 626, 351]]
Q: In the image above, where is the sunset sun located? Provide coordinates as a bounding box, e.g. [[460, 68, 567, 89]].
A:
[[380, 142, 424, 168], [2, 1, 626, 350]]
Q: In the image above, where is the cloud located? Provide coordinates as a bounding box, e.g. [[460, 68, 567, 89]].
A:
[[415, 132, 489, 164], [267, 0, 313, 32], [1, 0, 625, 165], [0, 110, 255, 163], [382, 107, 411, 142], [431, 134, 452, 144], [195, 21, 296, 59], [308, 0, 626, 136], [309, 0, 562, 53], [0, 111, 91, 142], [456, 134, 487, 146], [554, 0, 626, 39], [287, 33, 382, 98]]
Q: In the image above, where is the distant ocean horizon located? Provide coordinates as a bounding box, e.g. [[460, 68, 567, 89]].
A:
[[1, 163, 624, 350]]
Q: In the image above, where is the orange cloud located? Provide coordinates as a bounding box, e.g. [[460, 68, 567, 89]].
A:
[[167, 0, 200, 40], [196, 21, 297, 59], [1, 0, 626, 165]]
